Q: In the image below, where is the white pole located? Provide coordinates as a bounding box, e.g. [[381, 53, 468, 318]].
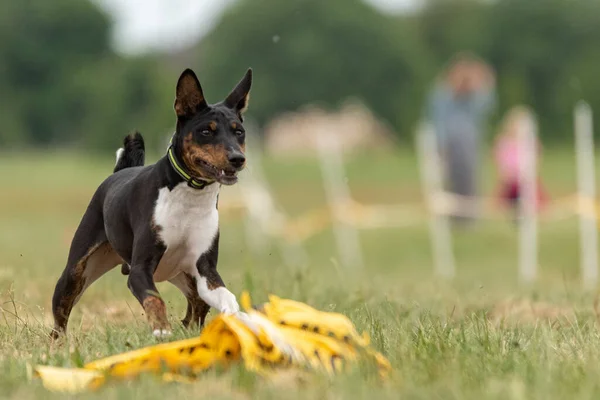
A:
[[316, 132, 364, 270], [575, 101, 598, 289], [416, 122, 455, 278], [517, 113, 538, 284]]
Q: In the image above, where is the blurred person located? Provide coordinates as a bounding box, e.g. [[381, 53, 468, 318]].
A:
[[493, 106, 548, 219], [427, 53, 496, 225]]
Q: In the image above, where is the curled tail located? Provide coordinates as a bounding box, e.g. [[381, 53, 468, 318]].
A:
[[114, 132, 145, 173]]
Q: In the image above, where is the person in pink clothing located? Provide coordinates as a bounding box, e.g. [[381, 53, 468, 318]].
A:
[[493, 106, 548, 215]]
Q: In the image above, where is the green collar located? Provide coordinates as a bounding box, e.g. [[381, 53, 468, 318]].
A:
[[167, 135, 215, 190]]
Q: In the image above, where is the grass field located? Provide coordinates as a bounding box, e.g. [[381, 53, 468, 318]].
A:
[[1, 145, 600, 399]]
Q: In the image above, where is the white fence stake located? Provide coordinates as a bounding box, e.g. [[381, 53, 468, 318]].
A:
[[575, 101, 598, 289], [517, 113, 538, 284], [416, 122, 455, 278], [316, 132, 364, 270]]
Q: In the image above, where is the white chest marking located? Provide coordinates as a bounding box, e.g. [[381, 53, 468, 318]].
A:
[[152, 182, 219, 282]]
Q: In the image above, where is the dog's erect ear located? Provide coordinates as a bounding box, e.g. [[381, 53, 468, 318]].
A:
[[174, 69, 208, 118], [224, 68, 252, 119]]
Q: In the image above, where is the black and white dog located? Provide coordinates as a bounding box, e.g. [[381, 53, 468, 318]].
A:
[[51, 68, 252, 338]]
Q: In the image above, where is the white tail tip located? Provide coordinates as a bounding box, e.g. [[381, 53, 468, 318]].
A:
[[115, 148, 124, 165]]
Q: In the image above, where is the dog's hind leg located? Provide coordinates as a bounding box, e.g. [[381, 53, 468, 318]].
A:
[[51, 210, 122, 338], [169, 272, 211, 328]]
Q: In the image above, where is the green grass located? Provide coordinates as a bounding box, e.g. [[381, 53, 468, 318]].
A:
[[0, 145, 599, 399]]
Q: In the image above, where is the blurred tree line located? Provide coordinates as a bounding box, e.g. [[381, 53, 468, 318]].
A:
[[0, 0, 174, 151], [3, 0, 600, 151]]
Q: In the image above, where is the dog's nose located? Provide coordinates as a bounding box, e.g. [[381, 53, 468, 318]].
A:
[[228, 153, 246, 169]]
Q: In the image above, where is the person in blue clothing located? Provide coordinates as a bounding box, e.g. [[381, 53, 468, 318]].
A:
[[427, 53, 496, 225]]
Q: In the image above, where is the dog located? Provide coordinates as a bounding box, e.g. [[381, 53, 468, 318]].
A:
[[51, 68, 252, 338]]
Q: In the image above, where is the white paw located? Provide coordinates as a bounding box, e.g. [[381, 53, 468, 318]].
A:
[[153, 329, 172, 338], [197, 278, 240, 315], [217, 288, 240, 314]]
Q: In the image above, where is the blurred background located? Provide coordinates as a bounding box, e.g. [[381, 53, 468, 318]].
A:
[[1, 0, 600, 325], [4, 0, 600, 150]]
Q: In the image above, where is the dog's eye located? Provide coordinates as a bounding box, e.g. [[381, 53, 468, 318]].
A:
[[200, 129, 213, 136], [235, 130, 244, 137]]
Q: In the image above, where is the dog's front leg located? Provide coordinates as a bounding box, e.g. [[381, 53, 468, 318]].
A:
[[194, 234, 240, 317], [195, 268, 240, 316], [127, 240, 171, 337]]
